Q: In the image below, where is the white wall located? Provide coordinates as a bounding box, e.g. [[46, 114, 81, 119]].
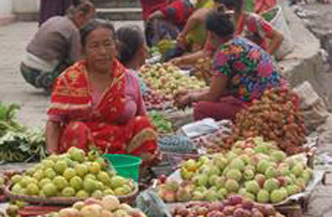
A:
[[12, 0, 39, 13], [0, 0, 13, 16]]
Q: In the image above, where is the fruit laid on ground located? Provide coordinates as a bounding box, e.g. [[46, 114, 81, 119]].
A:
[[227, 88, 306, 155], [143, 89, 173, 111], [191, 121, 233, 153], [157, 137, 313, 204], [140, 63, 206, 97], [10, 147, 136, 198], [148, 110, 174, 134], [44, 195, 147, 217], [172, 195, 285, 217]]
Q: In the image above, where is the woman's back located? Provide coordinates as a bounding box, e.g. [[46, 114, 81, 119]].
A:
[[212, 37, 285, 102]]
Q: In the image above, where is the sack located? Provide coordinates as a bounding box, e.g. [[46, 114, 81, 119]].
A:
[[262, 6, 295, 60], [293, 81, 329, 132]]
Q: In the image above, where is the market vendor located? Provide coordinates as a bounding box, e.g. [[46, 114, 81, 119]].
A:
[[116, 25, 149, 95], [46, 19, 160, 167], [170, 0, 283, 66], [174, 9, 287, 121], [20, 1, 95, 92], [144, 0, 194, 46]]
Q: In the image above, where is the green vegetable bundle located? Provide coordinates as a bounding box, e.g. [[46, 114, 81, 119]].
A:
[[0, 102, 47, 164]]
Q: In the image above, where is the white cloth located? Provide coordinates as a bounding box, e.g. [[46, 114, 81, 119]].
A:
[[23, 52, 59, 72]]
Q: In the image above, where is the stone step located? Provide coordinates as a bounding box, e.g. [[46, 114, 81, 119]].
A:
[[91, 0, 140, 8], [96, 8, 143, 21]]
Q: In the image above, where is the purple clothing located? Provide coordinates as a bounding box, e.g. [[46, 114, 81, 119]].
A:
[[39, 0, 74, 26], [49, 69, 146, 124]]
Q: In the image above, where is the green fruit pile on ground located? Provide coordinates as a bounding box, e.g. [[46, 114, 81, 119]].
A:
[[158, 137, 313, 204], [140, 63, 206, 97], [45, 195, 147, 217], [10, 147, 136, 199]]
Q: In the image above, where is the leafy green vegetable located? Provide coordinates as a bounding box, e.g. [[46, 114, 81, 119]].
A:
[[0, 102, 46, 164]]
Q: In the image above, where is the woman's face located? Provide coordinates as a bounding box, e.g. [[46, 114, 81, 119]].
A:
[[84, 28, 116, 72]]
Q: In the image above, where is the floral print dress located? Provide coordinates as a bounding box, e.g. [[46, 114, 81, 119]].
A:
[[212, 37, 287, 102]]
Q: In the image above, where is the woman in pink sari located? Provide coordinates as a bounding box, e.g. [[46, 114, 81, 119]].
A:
[[46, 19, 160, 166]]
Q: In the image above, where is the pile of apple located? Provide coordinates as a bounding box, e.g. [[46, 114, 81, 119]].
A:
[[140, 63, 206, 97], [44, 195, 147, 217], [157, 137, 313, 204], [227, 88, 306, 155], [143, 89, 173, 111], [172, 195, 285, 217], [9, 147, 136, 199]]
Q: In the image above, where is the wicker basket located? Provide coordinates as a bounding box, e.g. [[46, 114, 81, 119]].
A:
[[4, 182, 139, 206]]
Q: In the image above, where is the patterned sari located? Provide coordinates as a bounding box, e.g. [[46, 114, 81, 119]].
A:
[[47, 60, 159, 166]]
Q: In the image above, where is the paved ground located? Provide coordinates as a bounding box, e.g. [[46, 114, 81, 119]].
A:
[[0, 21, 143, 129], [301, 2, 332, 112]]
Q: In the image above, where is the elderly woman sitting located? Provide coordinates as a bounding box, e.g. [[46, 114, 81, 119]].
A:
[[46, 20, 160, 167]]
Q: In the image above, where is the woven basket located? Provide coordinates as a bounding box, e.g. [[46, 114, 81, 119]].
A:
[[4, 182, 139, 206]]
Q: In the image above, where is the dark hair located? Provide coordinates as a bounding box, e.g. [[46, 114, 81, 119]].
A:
[[206, 10, 235, 38], [213, 0, 243, 13], [80, 19, 115, 47], [116, 25, 145, 66], [67, 0, 94, 18]]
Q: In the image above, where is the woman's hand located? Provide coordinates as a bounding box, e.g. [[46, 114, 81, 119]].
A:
[[174, 89, 191, 109], [174, 94, 191, 110], [176, 32, 187, 48], [169, 57, 184, 66]]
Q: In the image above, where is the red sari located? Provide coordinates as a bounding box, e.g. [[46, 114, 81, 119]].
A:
[[47, 60, 159, 166]]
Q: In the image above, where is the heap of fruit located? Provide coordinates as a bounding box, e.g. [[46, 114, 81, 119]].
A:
[[192, 57, 213, 83], [143, 89, 173, 111], [228, 88, 306, 155], [157, 39, 176, 55], [191, 124, 233, 153], [148, 110, 174, 134], [172, 195, 285, 217], [157, 137, 313, 204], [9, 147, 136, 199], [44, 195, 147, 217], [149, 46, 161, 57], [140, 63, 206, 97]]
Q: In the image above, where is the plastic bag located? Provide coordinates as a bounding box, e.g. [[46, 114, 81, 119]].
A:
[[293, 81, 329, 132], [136, 190, 172, 217], [262, 6, 295, 60]]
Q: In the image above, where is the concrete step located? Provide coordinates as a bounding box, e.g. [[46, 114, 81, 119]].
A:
[[96, 8, 143, 21], [91, 0, 140, 8]]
